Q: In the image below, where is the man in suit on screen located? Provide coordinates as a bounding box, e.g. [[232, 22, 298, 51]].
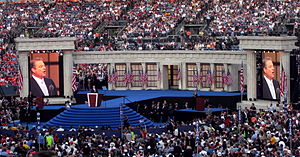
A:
[[260, 57, 280, 100], [30, 58, 57, 97]]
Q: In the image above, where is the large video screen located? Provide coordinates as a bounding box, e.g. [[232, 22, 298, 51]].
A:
[[29, 53, 62, 97], [257, 51, 281, 101]]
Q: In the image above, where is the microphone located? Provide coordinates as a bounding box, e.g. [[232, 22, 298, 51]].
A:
[[49, 85, 54, 96], [276, 88, 280, 99]]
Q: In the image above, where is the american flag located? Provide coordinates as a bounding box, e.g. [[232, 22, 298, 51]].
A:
[[108, 73, 113, 83], [123, 69, 134, 84], [221, 69, 227, 85], [280, 65, 287, 97], [240, 63, 244, 93], [127, 70, 134, 84], [123, 69, 128, 83], [112, 68, 119, 83], [177, 67, 181, 80], [139, 70, 144, 83], [72, 66, 78, 92], [199, 69, 203, 83], [143, 70, 148, 84], [17, 60, 23, 94], [226, 71, 233, 85], [193, 70, 198, 83], [157, 68, 161, 81], [206, 69, 213, 86]]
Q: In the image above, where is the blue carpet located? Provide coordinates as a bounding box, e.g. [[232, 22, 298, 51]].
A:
[[33, 90, 243, 109], [177, 108, 229, 113], [76, 90, 244, 108]]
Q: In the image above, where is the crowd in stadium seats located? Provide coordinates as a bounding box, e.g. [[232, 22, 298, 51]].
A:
[[205, 0, 298, 36], [0, 0, 298, 51], [0, 96, 300, 156], [0, 48, 20, 86], [0, 0, 298, 85]]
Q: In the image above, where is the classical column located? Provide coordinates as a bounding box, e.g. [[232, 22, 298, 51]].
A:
[[126, 63, 131, 89], [182, 62, 187, 89], [162, 65, 168, 89], [223, 63, 228, 91], [157, 63, 161, 89], [63, 51, 73, 98], [19, 51, 29, 98], [228, 64, 239, 92], [141, 63, 146, 89], [247, 51, 257, 100], [280, 51, 290, 103], [178, 63, 182, 89], [196, 63, 201, 89], [108, 64, 113, 90], [210, 63, 215, 90]]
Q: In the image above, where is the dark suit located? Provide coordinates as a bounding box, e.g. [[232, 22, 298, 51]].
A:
[[30, 77, 57, 97], [261, 76, 280, 100]]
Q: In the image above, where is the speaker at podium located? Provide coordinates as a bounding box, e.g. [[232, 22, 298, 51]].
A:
[[87, 93, 103, 107]]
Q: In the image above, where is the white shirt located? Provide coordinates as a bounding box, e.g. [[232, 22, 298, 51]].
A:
[[32, 75, 49, 96], [264, 75, 276, 99]]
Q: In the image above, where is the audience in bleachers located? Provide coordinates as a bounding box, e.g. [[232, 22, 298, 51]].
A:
[[0, 0, 297, 52], [0, 47, 19, 86]]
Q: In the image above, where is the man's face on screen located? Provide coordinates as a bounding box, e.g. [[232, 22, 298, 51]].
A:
[[263, 60, 275, 80], [32, 60, 46, 79]]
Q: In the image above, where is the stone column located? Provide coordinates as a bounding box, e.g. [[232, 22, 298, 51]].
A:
[[141, 63, 146, 89], [126, 62, 131, 89], [178, 63, 182, 89], [247, 51, 257, 100], [162, 65, 168, 89], [280, 51, 290, 103], [210, 63, 215, 90], [182, 62, 187, 89], [223, 63, 228, 91], [228, 64, 239, 91], [19, 51, 29, 98], [196, 63, 201, 89], [157, 63, 161, 89], [63, 51, 73, 98], [108, 64, 113, 90]]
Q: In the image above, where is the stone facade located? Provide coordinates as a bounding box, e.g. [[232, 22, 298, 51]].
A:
[[15, 36, 297, 104]]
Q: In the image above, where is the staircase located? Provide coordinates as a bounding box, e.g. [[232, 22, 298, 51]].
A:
[[46, 105, 154, 129]]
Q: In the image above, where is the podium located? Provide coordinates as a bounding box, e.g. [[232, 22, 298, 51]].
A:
[[195, 97, 205, 111], [87, 93, 103, 107]]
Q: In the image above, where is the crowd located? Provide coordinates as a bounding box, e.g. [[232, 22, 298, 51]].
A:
[[0, 0, 297, 51], [205, 0, 299, 36], [0, 47, 20, 86], [0, 96, 300, 156], [132, 100, 193, 123], [0, 0, 298, 84]]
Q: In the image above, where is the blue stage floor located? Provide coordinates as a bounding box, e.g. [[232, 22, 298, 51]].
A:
[[36, 90, 242, 110], [177, 108, 228, 113]]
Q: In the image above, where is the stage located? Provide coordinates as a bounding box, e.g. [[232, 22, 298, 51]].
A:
[[75, 90, 243, 108], [25, 90, 242, 126]]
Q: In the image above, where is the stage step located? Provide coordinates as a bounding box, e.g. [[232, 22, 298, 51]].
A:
[[46, 105, 154, 129], [45, 97, 75, 105]]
